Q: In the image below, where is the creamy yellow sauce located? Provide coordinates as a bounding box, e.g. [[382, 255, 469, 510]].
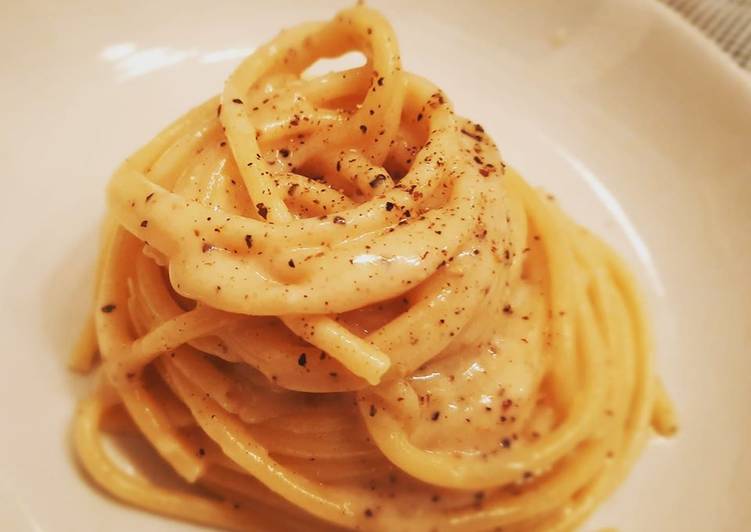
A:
[[70, 5, 675, 532]]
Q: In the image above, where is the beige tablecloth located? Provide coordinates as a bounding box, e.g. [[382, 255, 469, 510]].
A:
[[662, 0, 751, 70]]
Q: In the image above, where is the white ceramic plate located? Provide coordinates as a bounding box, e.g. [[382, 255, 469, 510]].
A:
[[1, 0, 749, 530]]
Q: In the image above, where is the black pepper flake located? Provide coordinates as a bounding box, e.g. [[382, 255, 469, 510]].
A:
[[336, 160, 341, 172], [100, 304, 116, 313], [369, 174, 386, 188], [369, 404, 377, 417], [332, 215, 346, 225], [417, 113, 423, 121], [198, 448, 206, 457], [140, 220, 148, 228], [431, 411, 440, 421], [288, 183, 299, 195], [256, 203, 268, 219], [364, 509, 373, 518], [359, 124, 368, 134], [232, 98, 243, 104], [385, 201, 395, 211], [297, 353, 307, 366], [145, 192, 154, 202], [288, 259, 295, 268], [377, 77, 384, 86], [501, 437, 512, 448], [474, 123, 485, 133], [216, 104, 222, 116], [503, 304, 513, 315], [244, 234, 253, 249], [279, 148, 290, 158], [460, 128, 483, 142]]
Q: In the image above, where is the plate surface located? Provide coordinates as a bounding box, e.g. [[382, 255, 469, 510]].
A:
[[1, 0, 749, 530]]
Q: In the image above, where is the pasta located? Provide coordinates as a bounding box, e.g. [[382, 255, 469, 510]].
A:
[[70, 5, 676, 531]]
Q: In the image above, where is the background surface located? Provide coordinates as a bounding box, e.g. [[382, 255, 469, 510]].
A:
[[662, 0, 751, 70]]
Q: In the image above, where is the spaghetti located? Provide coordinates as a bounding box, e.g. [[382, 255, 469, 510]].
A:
[[71, 5, 676, 531]]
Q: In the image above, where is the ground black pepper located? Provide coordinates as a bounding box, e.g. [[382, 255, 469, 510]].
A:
[[369, 174, 386, 188]]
